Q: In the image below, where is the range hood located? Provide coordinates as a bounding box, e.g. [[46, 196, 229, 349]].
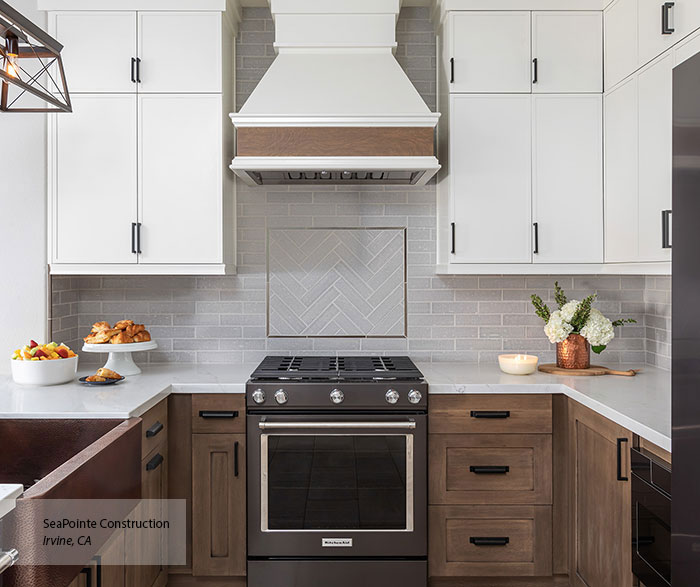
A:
[[229, 0, 440, 186]]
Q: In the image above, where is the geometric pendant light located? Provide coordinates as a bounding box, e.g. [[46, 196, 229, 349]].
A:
[[0, 0, 71, 112]]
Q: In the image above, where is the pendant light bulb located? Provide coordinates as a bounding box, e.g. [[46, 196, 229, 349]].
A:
[[4, 32, 19, 78]]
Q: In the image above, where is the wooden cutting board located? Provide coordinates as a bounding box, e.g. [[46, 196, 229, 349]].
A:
[[538, 364, 640, 377]]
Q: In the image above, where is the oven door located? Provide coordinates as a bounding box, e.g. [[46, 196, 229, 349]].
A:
[[632, 472, 671, 586], [247, 413, 427, 558]]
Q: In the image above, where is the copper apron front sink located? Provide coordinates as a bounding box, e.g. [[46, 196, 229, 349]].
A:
[[0, 418, 142, 587]]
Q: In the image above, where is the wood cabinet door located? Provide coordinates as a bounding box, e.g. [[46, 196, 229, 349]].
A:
[[52, 94, 138, 264], [137, 12, 222, 93], [569, 402, 633, 587], [604, 0, 638, 90], [192, 433, 246, 577], [532, 12, 602, 93], [449, 11, 531, 93], [450, 94, 532, 264], [137, 94, 222, 265], [532, 94, 603, 264], [96, 530, 126, 587]]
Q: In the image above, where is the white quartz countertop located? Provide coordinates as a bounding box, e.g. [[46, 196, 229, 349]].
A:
[[0, 484, 23, 519], [0, 362, 671, 451]]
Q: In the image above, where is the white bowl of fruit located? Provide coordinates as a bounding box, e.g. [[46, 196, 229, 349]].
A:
[[11, 340, 79, 386]]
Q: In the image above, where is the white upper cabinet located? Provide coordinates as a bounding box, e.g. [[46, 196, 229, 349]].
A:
[[450, 95, 532, 264], [51, 12, 137, 93], [605, 0, 638, 90], [137, 12, 222, 93], [532, 95, 603, 263], [638, 0, 700, 68], [449, 12, 531, 93], [532, 12, 602, 93]]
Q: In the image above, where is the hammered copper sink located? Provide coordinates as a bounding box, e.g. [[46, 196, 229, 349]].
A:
[[0, 418, 142, 587]]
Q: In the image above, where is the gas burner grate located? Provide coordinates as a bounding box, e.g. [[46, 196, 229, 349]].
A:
[[250, 356, 423, 381]]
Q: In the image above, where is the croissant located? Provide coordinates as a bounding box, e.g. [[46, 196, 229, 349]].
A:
[[84, 329, 121, 344], [85, 375, 106, 382], [91, 321, 111, 333], [114, 319, 134, 330], [132, 331, 151, 343], [96, 367, 121, 379], [110, 331, 134, 344], [126, 324, 146, 337]]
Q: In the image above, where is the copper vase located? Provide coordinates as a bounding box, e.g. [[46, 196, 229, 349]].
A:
[[556, 333, 590, 369]]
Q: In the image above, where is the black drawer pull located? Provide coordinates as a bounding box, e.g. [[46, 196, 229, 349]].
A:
[[199, 410, 239, 419], [470, 465, 509, 474], [662, 2, 675, 34], [234, 440, 239, 478], [617, 438, 629, 481], [450, 57, 454, 83], [146, 453, 164, 471], [662, 209, 672, 249], [470, 537, 509, 546], [145, 420, 163, 438], [470, 410, 510, 419]]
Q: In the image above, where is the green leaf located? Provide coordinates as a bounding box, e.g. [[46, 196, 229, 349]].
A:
[[530, 294, 551, 323], [592, 345, 606, 354], [554, 281, 568, 310]]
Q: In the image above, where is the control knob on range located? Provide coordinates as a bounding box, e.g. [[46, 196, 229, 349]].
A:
[[385, 389, 400, 404], [274, 389, 288, 405], [251, 388, 265, 404], [330, 388, 344, 404], [408, 389, 422, 404]]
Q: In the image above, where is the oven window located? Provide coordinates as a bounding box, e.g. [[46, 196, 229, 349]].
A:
[[636, 502, 671, 583], [265, 435, 408, 530]]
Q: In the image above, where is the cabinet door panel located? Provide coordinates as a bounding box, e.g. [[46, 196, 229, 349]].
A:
[[138, 12, 222, 93], [638, 0, 700, 68], [138, 94, 222, 264], [533, 95, 603, 263], [605, 77, 639, 262], [605, 0, 638, 90], [51, 12, 137, 93], [450, 95, 531, 264], [638, 53, 673, 261], [449, 12, 531, 93], [532, 12, 603, 93], [53, 95, 137, 264]]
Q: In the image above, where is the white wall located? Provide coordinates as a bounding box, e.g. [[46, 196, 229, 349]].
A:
[[0, 0, 48, 373]]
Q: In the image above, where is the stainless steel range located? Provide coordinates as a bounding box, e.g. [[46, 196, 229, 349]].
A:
[[246, 356, 428, 587]]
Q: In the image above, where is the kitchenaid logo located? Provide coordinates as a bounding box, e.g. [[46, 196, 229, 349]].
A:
[[322, 538, 353, 547]]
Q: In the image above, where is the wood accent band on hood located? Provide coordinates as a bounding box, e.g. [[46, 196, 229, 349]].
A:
[[236, 127, 435, 157]]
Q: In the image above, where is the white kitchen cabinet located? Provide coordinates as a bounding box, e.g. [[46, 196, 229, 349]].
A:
[[138, 94, 223, 264], [51, 94, 138, 264], [449, 12, 531, 93], [450, 95, 532, 264], [638, 0, 700, 69], [605, 76, 639, 262], [605, 0, 638, 90], [532, 95, 603, 264], [51, 12, 137, 93], [137, 12, 222, 93], [532, 12, 603, 93]]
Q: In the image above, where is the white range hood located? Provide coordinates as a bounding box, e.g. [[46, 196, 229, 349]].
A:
[[229, 0, 440, 186]]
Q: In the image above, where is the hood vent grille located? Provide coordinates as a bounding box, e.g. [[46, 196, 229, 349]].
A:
[[244, 169, 426, 186]]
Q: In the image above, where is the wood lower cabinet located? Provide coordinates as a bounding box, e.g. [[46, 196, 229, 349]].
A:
[[568, 401, 633, 587]]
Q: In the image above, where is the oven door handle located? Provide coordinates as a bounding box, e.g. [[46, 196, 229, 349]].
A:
[[258, 421, 416, 430]]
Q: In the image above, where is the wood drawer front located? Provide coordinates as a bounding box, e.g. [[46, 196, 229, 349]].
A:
[[191, 395, 245, 434], [430, 395, 552, 434], [430, 434, 552, 505], [429, 505, 553, 577], [141, 399, 168, 459]]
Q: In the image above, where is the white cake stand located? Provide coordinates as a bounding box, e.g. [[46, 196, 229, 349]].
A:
[[81, 341, 157, 376]]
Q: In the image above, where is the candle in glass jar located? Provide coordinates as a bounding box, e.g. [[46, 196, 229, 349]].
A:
[[498, 354, 539, 375]]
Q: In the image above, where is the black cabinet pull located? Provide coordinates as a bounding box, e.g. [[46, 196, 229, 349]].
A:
[[662, 2, 675, 34], [199, 410, 239, 419], [662, 209, 672, 249], [617, 438, 629, 481], [470, 465, 509, 474], [135, 222, 142, 254], [450, 57, 455, 84], [136, 57, 142, 82], [130, 57, 136, 83], [131, 222, 138, 254], [471, 410, 510, 419], [146, 453, 164, 471], [470, 537, 509, 546], [80, 566, 93, 587], [533, 222, 539, 254], [450, 222, 456, 254], [234, 441, 239, 478], [532, 57, 538, 84], [145, 421, 164, 438]]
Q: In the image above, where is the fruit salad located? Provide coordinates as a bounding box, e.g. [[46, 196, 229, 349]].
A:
[[11, 340, 77, 361]]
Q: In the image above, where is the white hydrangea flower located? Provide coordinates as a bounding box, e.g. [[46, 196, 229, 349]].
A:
[[580, 308, 615, 347], [560, 300, 580, 323], [544, 310, 573, 344]]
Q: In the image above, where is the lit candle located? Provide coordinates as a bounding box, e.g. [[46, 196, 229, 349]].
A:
[[498, 354, 539, 375]]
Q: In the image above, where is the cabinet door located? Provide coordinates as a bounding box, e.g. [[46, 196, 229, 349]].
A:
[[97, 530, 126, 587], [51, 12, 137, 93], [449, 12, 531, 93], [569, 401, 633, 587], [52, 95, 137, 264], [138, 12, 222, 93], [605, 0, 638, 90], [532, 12, 602, 93], [604, 77, 639, 262], [532, 95, 603, 264], [638, 0, 700, 68], [450, 95, 531, 263], [138, 94, 222, 264], [192, 433, 246, 577], [638, 53, 673, 261]]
